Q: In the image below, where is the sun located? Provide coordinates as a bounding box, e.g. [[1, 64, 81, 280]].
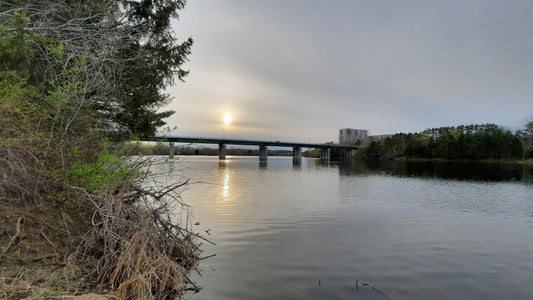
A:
[[223, 114, 232, 124]]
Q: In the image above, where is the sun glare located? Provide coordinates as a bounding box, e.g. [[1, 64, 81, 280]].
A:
[[224, 114, 232, 124]]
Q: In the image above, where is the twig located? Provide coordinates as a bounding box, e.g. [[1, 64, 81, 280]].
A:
[[372, 286, 389, 298], [29, 254, 59, 262], [195, 233, 216, 245], [181, 272, 201, 293], [40, 226, 59, 256], [133, 179, 189, 202], [198, 254, 216, 260], [1, 217, 24, 257]]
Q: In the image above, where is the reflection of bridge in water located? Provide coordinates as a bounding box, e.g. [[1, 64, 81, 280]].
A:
[[146, 136, 358, 165]]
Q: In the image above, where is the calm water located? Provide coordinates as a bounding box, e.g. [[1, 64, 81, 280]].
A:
[[151, 156, 533, 300]]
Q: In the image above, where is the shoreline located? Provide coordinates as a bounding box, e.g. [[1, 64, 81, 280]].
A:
[[385, 156, 533, 165]]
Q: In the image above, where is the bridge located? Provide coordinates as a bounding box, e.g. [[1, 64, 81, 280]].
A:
[[146, 136, 358, 165]]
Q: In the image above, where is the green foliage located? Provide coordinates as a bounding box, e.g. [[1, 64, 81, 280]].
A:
[[2, 1, 192, 140], [0, 13, 33, 75], [69, 151, 141, 193], [49, 42, 64, 59], [47, 278, 61, 291], [357, 124, 525, 160], [522, 120, 533, 159], [303, 148, 321, 158]]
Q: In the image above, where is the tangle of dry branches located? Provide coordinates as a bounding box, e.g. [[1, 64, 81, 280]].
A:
[[69, 179, 203, 299]]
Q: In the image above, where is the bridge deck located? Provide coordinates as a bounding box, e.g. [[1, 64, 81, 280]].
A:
[[146, 136, 358, 150]]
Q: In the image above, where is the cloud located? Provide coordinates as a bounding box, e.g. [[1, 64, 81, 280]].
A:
[[166, 0, 533, 141]]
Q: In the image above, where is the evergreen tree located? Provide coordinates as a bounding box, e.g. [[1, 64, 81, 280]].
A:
[[1, 0, 192, 138]]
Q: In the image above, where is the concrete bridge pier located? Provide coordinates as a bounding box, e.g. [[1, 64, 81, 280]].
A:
[[219, 143, 226, 160], [293, 146, 302, 166], [169, 142, 175, 158], [320, 148, 331, 163], [259, 145, 268, 161]]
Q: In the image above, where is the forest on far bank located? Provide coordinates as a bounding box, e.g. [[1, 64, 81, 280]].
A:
[[354, 123, 533, 160]]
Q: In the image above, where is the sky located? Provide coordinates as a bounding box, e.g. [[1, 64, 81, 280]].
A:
[[164, 0, 533, 143]]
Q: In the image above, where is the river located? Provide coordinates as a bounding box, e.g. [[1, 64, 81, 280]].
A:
[[150, 156, 533, 300]]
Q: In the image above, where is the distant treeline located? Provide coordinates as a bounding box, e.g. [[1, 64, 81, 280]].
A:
[[357, 123, 531, 160]]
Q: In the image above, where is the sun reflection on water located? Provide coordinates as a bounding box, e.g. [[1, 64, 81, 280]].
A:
[[222, 167, 230, 201]]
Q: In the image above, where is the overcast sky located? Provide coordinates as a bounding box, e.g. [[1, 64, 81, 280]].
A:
[[165, 0, 533, 143]]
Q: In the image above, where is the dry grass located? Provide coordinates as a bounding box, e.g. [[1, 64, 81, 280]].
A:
[[1, 177, 203, 299], [69, 180, 202, 299]]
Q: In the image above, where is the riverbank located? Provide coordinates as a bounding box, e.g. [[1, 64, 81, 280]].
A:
[[1, 163, 202, 299]]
